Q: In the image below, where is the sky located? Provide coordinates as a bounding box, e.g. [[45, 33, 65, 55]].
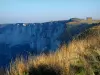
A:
[[0, 0, 100, 23]]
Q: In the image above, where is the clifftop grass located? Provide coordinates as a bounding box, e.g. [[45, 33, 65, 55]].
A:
[[7, 25, 100, 75]]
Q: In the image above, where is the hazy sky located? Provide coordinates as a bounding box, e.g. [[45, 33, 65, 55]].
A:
[[0, 0, 100, 23]]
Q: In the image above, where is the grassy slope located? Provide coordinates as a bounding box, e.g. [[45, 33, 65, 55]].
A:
[[7, 24, 100, 75]]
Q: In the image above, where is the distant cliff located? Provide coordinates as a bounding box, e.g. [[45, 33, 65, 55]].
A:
[[0, 19, 96, 67]]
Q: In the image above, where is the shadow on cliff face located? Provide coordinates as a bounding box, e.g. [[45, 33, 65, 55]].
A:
[[0, 68, 6, 75], [59, 23, 95, 44], [28, 65, 61, 75]]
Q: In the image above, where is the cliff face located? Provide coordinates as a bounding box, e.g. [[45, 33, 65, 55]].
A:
[[0, 20, 95, 67], [0, 21, 68, 66], [0, 22, 66, 52]]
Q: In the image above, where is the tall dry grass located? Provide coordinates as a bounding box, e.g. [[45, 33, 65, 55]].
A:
[[7, 25, 100, 75]]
